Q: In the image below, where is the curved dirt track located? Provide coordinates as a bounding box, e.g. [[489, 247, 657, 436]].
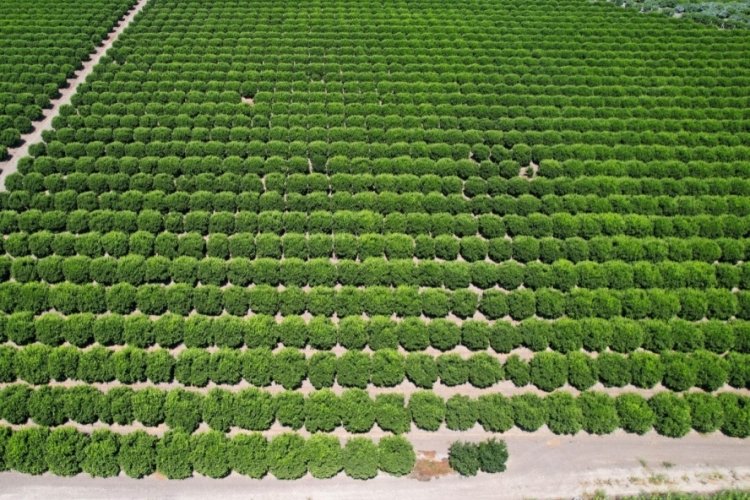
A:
[[0, 0, 151, 190], [0, 430, 748, 499]]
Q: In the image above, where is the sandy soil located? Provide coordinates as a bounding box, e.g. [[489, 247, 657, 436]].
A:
[[0, 430, 747, 499], [0, 0, 150, 189]]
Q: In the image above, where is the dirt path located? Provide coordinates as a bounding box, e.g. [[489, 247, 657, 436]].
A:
[[0, 430, 747, 499], [0, 0, 150, 190]]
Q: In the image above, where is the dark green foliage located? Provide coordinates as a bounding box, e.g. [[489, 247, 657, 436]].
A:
[[164, 389, 203, 433], [305, 389, 340, 433], [157, 430, 193, 479], [231, 433, 268, 478], [686, 392, 724, 434], [5, 427, 49, 475], [377, 435, 415, 477], [511, 393, 546, 431], [272, 348, 307, 389], [448, 441, 479, 476], [375, 394, 411, 434], [234, 388, 274, 431], [45, 427, 87, 476], [477, 438, 509, 473], [336, 351, 371, 388], [578, 392, 619, 435], [649, 393, 691, 438], [343, 437, 378, 480], [340, 389, 375, 433], [82, 429, 120, 478], [445, 395, 477, 431], [545, 391, 583, 435], [409, 391, 445, 431], [305, 434, 342, 479], [119, 431, 157, 479], [191, 431, 231, 478], [476, 394, 514, 432], [268, 433, 307, 480], [201, 388, 234, 432], [530, 352, 568, 391]]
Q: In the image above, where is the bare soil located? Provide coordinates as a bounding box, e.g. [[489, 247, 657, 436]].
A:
[[0, 0, 151, 189]]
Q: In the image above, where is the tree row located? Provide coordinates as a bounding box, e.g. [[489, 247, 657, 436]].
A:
[[2, 386, 748, 438], [2, 344, 748, 391]]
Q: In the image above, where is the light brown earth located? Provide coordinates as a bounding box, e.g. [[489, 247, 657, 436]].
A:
[[0, 430, 748, 499], [0, 0, 151, 189], [0, 0, 748, 498]]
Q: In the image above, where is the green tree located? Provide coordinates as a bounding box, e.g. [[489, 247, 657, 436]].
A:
[[5, 427, 49, 475], [343, 438, 379, 480], [191, 431, 231, 478], [448, 441, 479, 476], [119, 431, 157, 479], [156, 430, 193, 479], [45, 427, 87, 476], [81, 429, 120, 478], [305, 434, 342, 479], [268, 433, 307, 479], [230, 433, 268, 478]]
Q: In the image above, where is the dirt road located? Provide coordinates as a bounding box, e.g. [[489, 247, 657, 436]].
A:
[[0, 429, 747, 499], [0, 0, 150, 190]]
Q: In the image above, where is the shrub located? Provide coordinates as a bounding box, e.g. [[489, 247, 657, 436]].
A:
[[378, 435, 415, 477], [45, 427, 87, 476], [629, 352, 663, 389], [119, 431, 157, 479], [131, 387, 166, 427], [477, 439, 509, 473], [467, 353, 503, 388], [718, 393, 750, 438], [566, 352, 598, 391], [371, 349, 405, 387], [661, 352, 697, 391], [428, 319, 461, 351], [5, 427, 49, 475], [409, 391, 445, 431], [305, 389, 340, 433], [649, 393, 691, 438], [545, 392, 583, 435], [343, 438, 379, 480], [82, 429, 120, 477], [596, 352, 632, 388], [578, 392, 618, 435], [692, 350, 729, 392], [234, 388, 274, 431], [375, 394, 411, 434], [405, 353, 438, 389], [191, 431, 231, 479], [336, 351, 371, 388], [268, 433, 307, 480], [274, 391, 305, 430], [437, 353, 468, 386], [164, 389, 203, 433], [156, 430, 193, 479], [305, 434, 342, 479], [530, 352, 568, 392], [685, 393, 724, 434], [231, 433, 268, 478], [445, 395, 477, 431], [272, 348, 307, 390], [476, 394, 514, 432], [615, 393, 654, 435], [201, 388, 234, 432], [511, 393, 546, 431], [448, 441, 480, 476], [340, 389, 375, 433]]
